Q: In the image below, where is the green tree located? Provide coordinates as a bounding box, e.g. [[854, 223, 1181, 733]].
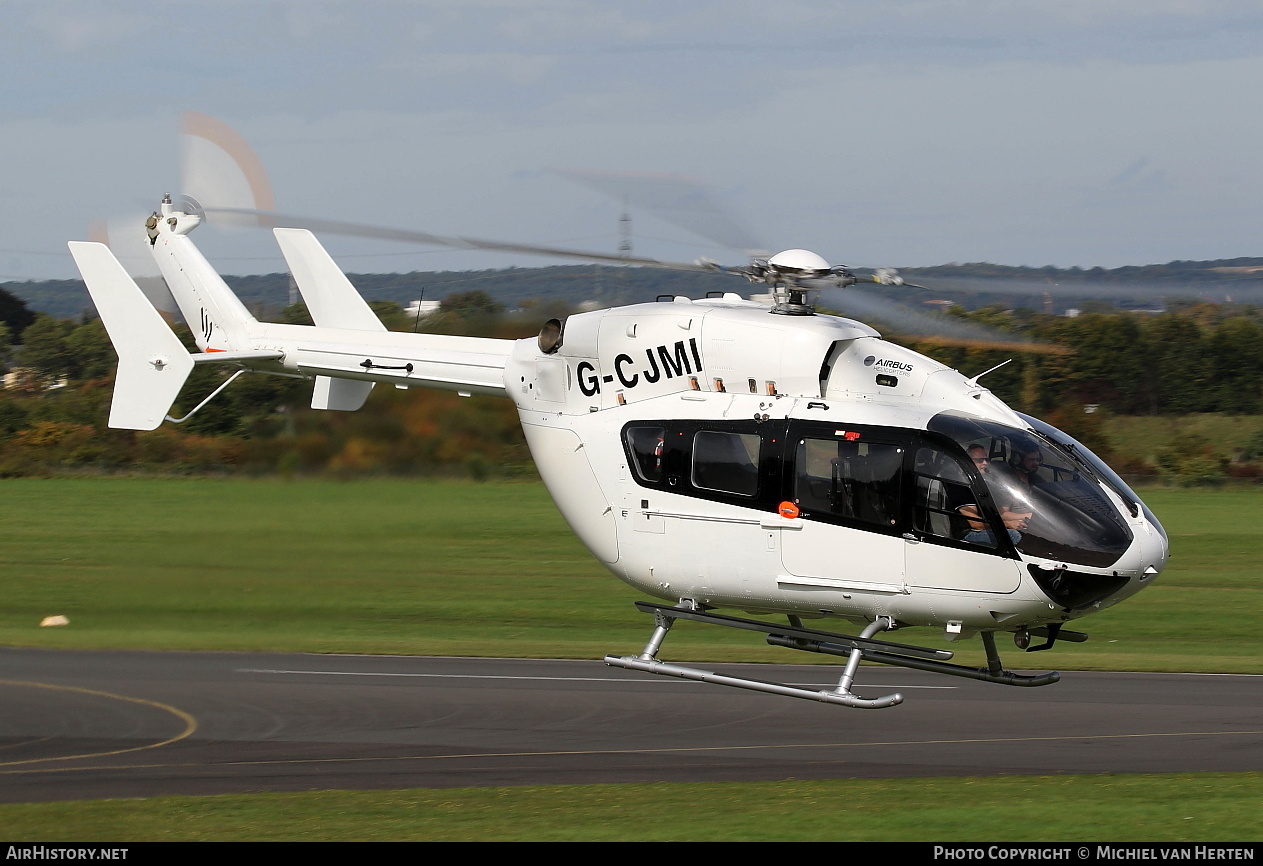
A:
[[1156, 433, 1229, 484], [65, 319, 116, 380], [1204, 317, 1263, 414], [1142, 314, 1207, 414], [16, 315, 75, 380], [276, 302, 314, 326], [1053, 314, 1149, 413], [0, 396, 29, 438], [0, 286, 35, 341], [368, 300, 413, 332], [440, 290, 505, 318]]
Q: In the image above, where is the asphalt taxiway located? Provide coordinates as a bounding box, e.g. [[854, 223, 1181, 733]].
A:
[[2, 648, 1260, 803]]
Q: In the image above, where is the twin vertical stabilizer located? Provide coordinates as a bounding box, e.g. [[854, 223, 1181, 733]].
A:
[[72, 201, 513, 432], [274, 228, 385, 332], [68, 242, 196, 430], [274, 227, 381, 411]]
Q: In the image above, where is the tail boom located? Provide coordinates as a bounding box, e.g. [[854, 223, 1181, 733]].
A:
[[75, 199, 515, 432], [149, 197, 258, 352], [271, 329, 510, 397]]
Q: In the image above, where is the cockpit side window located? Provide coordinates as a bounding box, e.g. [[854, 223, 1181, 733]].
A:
[[1018, 412, 1163, 539], [912, 445, 997, 548]]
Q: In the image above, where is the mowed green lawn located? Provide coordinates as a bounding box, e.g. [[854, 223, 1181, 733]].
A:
[[0, 478, 1257, 671], [2, 479, 1261, 842], [1055, 486, 1263, 673], [3, 775, 1261, 842], [0, 477, 687, 658]]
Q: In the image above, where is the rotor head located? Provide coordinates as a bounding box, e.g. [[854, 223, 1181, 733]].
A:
[[741, 249, 856, 316], [766, 248, 832, 276]]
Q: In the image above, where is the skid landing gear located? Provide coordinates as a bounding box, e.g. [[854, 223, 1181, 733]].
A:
[[604, 602, 1062, 709], [606, 610, 903, 708]]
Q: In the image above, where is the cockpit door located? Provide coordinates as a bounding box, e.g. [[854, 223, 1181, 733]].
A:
[[904, 440, 1022, 594]]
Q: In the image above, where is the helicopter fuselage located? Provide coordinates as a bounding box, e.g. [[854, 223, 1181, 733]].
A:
[[504, 296, 1168, 640], [70, 205, 1168, 667]]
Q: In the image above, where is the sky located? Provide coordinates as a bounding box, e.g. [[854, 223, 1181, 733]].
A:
[[2, 0, 1263, 281]]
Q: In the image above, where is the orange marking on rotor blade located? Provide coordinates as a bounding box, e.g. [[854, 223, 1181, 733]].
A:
[[180, 111, 278, 214]]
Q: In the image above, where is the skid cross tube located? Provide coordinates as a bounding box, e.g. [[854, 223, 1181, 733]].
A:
[[606, 602, 1061, 706], [607, 654, 903, 709], [765, 634, 1060, 687], [605, 603, 906, 709], [629, 602, 954, 661]]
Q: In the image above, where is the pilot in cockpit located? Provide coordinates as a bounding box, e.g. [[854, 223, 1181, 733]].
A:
[[959, 444, 1031, 545], [1010, 447, 1045, 487]]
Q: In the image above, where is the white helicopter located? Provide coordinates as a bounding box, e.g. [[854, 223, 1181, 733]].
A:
[[67, 192, 1168, 710]]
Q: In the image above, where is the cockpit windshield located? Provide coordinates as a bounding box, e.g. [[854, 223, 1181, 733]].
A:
[[1017, 412, 1167, 545], [928, 412, 1133, 568]]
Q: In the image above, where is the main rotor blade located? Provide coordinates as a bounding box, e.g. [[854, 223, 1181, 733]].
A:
[[553, 169, 765, 253], [893, 275, 1263, 302], [201, 206, 722, 274], [819, 286, 1065, 354]]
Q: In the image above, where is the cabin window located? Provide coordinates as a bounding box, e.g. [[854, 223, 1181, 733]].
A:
[[692, 431, 761, 496], [625, 426, 666, 483], [793, 438, 902, 527]]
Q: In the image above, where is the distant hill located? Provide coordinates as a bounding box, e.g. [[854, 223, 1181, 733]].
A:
[[7, 257, 1263, 322], [902, 257, 1263, 284], [892, 259, 1263, 313], [1, 265, 736, 322]]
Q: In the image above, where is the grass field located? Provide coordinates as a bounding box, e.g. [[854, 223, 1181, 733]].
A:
[[1106, 413, 1263, 465], [1, 477, 1259, 841], [0, 478, 1258, 671], [2, 774, 1260, 842]]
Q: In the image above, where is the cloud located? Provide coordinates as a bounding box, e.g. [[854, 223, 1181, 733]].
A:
[[379, 52, 560, 89], [2, 2, 1263, 279], [25, 6, 147, 52]]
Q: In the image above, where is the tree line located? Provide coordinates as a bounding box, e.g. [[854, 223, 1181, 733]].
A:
[[1, 284, 1261, 481]]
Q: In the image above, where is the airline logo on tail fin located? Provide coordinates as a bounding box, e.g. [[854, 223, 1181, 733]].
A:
[[200, 307, 216, 346]]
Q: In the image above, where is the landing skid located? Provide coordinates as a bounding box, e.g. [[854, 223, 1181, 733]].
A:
[[604, 602, 1062, 709]]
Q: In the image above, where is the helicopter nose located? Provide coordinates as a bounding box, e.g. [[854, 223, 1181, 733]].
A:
[[1108, 518, 1167, 603], [1141, 520, 1169, 579]]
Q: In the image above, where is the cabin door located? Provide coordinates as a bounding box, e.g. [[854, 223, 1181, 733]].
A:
[[779, 427, 907, 592]]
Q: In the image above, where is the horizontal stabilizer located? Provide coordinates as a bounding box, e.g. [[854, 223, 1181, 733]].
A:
[[191, 350, 284, 364], [68, 242, 195, 430]]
